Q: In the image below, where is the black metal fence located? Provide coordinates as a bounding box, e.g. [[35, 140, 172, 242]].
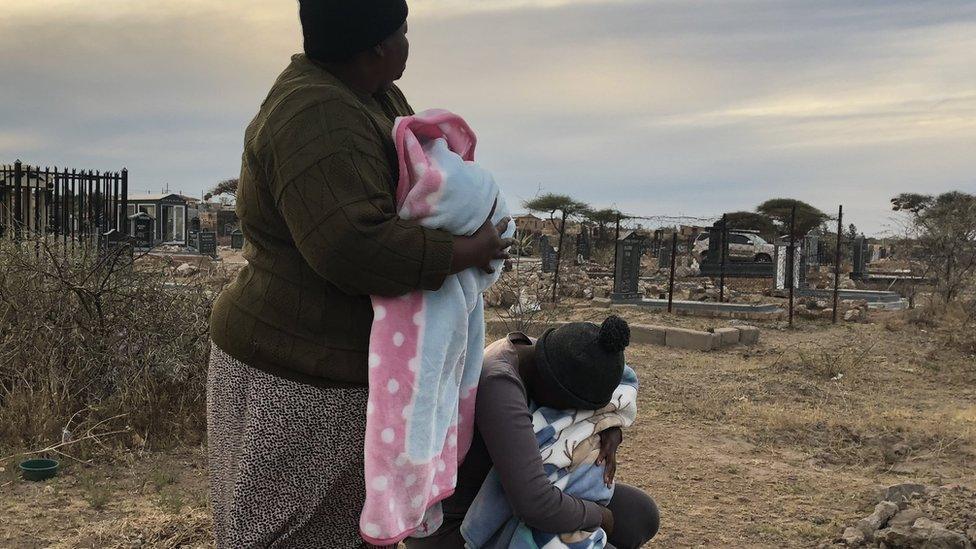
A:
[[0, 160, 128, 246]]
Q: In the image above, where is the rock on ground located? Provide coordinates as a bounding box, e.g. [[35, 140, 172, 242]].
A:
[[855, 501, 899, 539], [875, 518, 975, 549]]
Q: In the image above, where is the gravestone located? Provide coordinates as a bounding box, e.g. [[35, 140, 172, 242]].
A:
[[658, 239, 673, 269], [852, 237, 868, 279], [611, 238, 643, 301], [231, 228, 245, 250], [774, 242, 803, 290], [804, 235, 820, 267], [100, 228, 132, 256], [196, 230, 218, 259], [129, 212, 154, 249], [704, 221, 727, 265], [540, 236, 558, 273], [575, 228, 591, 262]]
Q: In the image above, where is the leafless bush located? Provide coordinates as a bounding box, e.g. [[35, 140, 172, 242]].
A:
[[906, 298, 976, 355], [0, 238, 220, 456], [487, 232, 561, 335]]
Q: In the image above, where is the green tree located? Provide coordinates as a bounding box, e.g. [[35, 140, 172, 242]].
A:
[[524, 194, 590, 303], [756, 198, 829, 238], [584, 208, 637, 243], [203, 178, 239, 202], [891, 193, 934, 214], [892, 191, 976, 303], [723, 211, 777, 240]]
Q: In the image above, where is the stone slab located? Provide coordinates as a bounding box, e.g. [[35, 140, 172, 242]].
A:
[[713, 327, 740, 347], [485, 320, 745, 353], [665, 327, 718, 351], [736, 326, 760, 345], [630, 324, 667, 346], [610, 297, 784, 319]]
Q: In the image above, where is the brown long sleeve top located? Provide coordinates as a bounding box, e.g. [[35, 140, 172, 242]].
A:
[[440, 333, 604, 535], [210, 54, 454, 386]]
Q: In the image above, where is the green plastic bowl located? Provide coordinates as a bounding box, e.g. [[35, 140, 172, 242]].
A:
[[19, 458, 59, 481]]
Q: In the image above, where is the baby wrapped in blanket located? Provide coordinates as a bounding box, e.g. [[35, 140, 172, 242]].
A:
[[359, 109, 515, 546]]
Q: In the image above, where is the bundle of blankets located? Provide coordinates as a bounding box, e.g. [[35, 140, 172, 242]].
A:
[[359, 109, 515, 546], [460, 366, 640, 549]]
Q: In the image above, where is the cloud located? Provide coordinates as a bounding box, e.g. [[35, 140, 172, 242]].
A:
[[1, 0, 974, 232]]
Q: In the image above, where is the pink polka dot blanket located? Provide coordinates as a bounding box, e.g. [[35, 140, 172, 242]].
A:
[[359, 109, 514, 546]]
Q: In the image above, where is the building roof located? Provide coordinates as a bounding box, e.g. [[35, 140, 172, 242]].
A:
[[618, 230, 647, 241], [128, 193, 190, 203]]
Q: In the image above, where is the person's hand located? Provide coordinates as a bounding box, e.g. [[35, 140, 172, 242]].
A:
[[451, 200, 514, 274], [596, 426, 623, 488], [598, 504, 615, 537]]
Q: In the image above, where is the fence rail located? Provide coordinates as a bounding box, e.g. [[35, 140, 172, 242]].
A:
[[0, 160, 128, 246]]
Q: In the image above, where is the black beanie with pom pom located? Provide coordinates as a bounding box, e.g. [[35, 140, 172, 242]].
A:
[[535, 316, 630, 410]]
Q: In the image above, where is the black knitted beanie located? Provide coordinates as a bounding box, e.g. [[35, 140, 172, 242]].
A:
[[535, 316, 630, 410], [299, 0, 409, 62]]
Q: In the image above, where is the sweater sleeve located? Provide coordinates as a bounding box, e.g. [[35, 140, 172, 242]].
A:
[[268, 94, 453, 297], [475, 373, 604, 534]]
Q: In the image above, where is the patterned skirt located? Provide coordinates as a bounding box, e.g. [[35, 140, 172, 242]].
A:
[[207, 343, 371, 548]]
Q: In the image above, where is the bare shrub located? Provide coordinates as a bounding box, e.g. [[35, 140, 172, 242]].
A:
[[489, 234, 561, 335], [906, 298, 976, 355], [0, 238, 219, 457]]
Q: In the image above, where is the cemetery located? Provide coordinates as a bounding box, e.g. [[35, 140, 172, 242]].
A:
[[1, 167, 974, 548]]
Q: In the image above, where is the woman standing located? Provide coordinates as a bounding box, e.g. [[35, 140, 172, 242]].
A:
[[206, 1, 511, 546]]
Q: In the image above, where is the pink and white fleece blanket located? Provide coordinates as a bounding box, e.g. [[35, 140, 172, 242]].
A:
[[359, 109, 514, 546]]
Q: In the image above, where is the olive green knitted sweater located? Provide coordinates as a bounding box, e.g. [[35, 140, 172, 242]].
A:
[[210, 54, 454, 387]]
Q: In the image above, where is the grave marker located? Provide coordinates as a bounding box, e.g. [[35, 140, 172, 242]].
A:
[[128, 212, 154, 249], [774, 242, 803, 290], [658, 239, 672, 269], [612, 238, 643, 301], [804, 234, 820, 267], [575, 227, 592, 262], [540, 236, 557, 273], [196, 230, 218, 259], [852, 237, 868, 279], [231, 228, 245, 250], [99, 228, 132, 257]]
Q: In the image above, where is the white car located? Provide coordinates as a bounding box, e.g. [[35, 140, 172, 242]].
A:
[[693, 231, 775, 263]]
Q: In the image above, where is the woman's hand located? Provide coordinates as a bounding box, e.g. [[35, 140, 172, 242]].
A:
[[451, 200, 514, 274], [596, 426, 623, 488]]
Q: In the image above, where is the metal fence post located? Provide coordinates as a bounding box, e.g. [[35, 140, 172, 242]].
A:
[[13, 159, 23, 240], [551, 209, 568, 303], [121, 169, 128, 236], [667, 232, 677, 313], [70, 169, 76, 249], [788, 205, 797, 328], [719, 214, 727, 303], [833, 205, 843, 324], [613, 213, 621, 274]]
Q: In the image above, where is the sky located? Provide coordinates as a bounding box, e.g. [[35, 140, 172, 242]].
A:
[[1, 0, 974, 235]]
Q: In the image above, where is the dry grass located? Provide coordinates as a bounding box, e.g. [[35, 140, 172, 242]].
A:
[[0, 239, 223, 459], [906, 298, 976, 355]]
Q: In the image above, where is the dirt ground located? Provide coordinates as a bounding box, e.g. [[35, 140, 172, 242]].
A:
[[2, 307, 974, 548]]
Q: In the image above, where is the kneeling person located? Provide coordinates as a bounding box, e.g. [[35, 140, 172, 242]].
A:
[[406, 316, 660, 549]]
